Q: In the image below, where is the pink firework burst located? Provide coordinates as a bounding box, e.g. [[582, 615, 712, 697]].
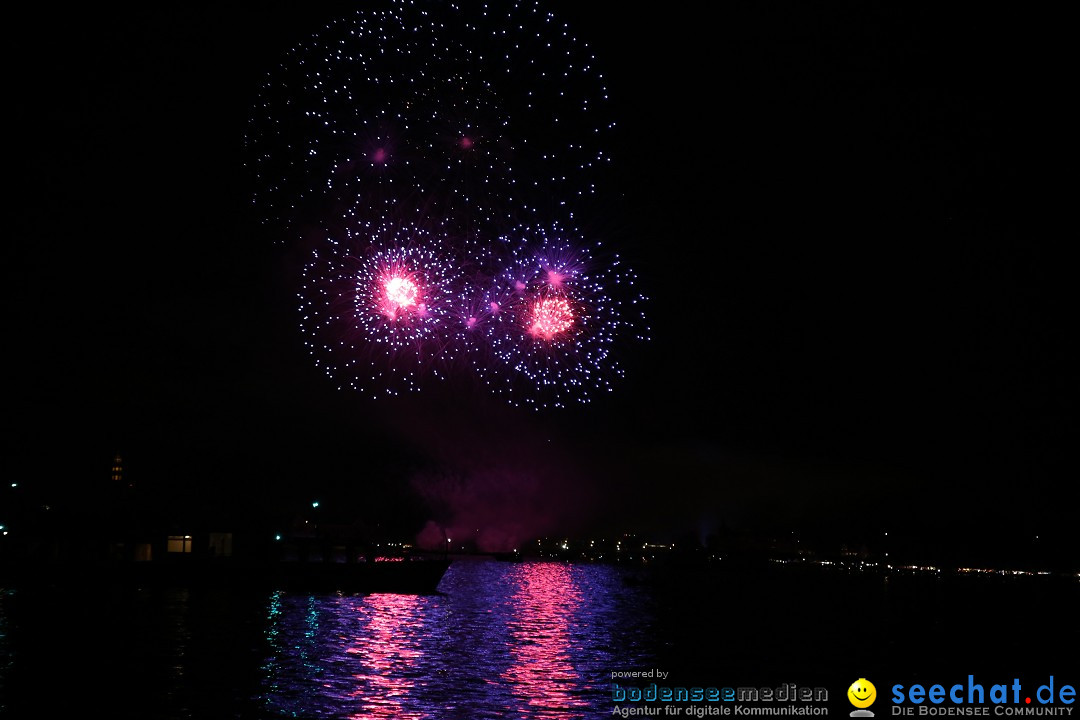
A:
[[299, 220, 462, 396], [370, 264, 428, 323], [458, 222, 648, 409], [382, 276, 419, 312], [528, 295, 575, 341]]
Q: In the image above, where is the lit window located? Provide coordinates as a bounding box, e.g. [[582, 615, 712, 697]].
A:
[[167, 535, 193, 553]]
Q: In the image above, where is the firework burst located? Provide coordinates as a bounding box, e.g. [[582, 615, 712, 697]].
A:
[[255, 1, 645, 406], [464, 223, 649, 408], [245, 0, 613, 240], [299, 220, 462, 396]]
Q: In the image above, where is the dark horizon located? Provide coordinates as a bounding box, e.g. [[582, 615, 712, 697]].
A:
[[7, 3, 1075, 558]]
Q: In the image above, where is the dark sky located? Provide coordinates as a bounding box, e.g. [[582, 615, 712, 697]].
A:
[[7, 4, 1075, 549]]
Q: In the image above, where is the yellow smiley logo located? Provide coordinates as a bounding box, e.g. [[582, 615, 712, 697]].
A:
[[848, 679, 877, 709]]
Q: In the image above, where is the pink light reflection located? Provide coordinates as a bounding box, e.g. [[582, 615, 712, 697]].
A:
[[502, 563, 587, 716], [347, 593, 425, 720]]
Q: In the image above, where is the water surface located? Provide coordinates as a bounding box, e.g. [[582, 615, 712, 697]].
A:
[[0, 558, 1074, 718]]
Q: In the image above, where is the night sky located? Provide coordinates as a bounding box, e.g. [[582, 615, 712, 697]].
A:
[[8, 4, 1074, 557]]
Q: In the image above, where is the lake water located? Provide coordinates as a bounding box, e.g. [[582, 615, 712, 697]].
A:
[[0, 558, 1075, 718]]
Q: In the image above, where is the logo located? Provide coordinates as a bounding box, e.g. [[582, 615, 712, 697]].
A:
[[890, 676, 1076, 715], [849, 678, 878, 717]]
